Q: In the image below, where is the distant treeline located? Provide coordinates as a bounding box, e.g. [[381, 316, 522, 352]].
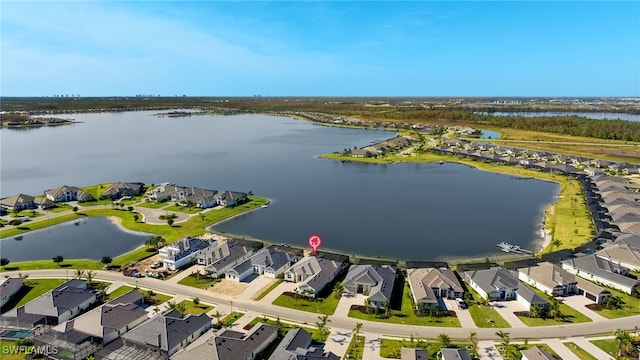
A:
[[3, 97, 640, 142]]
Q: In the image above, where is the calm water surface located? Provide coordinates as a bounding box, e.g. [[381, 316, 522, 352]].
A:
[[0, 217, 149, 261], [479, 111, 640, 122], [0, 112, 559, 260]]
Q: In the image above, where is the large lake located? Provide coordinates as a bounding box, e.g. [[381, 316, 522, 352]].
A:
[[478, 111, 640, 122], [0, 112, 559, 260]]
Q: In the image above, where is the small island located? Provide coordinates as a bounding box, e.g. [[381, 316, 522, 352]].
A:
[[1, 113, 77, 128]]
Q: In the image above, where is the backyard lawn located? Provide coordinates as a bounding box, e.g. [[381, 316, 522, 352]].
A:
[[1, 278, 66, 313], [177, 300, 213, 315]]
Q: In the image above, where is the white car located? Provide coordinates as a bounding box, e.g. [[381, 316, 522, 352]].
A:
[[150, 261, 162, 269], [455, 298, 467, 309]]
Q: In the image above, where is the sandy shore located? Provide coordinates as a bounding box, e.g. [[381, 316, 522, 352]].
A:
[[106, 216, 153, 237]]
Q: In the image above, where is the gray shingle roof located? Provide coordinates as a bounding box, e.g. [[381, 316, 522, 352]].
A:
[[464, 268, 519, 294], [562, 254, 639, 288], [344, 265, 396, 303], [268, 328, 339, 360]]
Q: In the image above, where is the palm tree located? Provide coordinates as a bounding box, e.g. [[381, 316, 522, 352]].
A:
[[438, 333, 452, 348], [352, 322, 363, 347], [548, 298, 562, 320], [382, 300, 392, 317], [175, 302, 187, 315], [333, 282, 344, 299], [166, 300, 177, 311], [615, 328, 632, 358], [469, 331, 478, 357], [529, 303, 544, 318], [315, 315, 331, 342], [552, 239, 562, 251], [84, 270, 95, 286], [213, 310, 223, 327], [74, 269, 85, 279]]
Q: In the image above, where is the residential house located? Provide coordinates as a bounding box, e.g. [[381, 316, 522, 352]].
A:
[[562, 254, 640, 295], [159, 237, 217, 270], [439, 348, 472, 360], [0, 193, 36, 211], [575, 277, 611, 304], [400, 348, 429, 360], [214, 191, 248, 207], [226, 247, 297, 282], [343, 265, 396, 309], [268, 327, 340, 360], [596, 245, 640, 272], [518, 262, 578, 297], [462, 267, 548, 309], [33, 290, 148, 360], [96, 310, 211, 359], [0, 278, 23, 308], [348, 149, 376, 158], [406, 267, 464, 310], [100, 182, 145, 200], [172, 323, 278, 360], [198, 240, 256, 278], [284, 256, 346, 298], [1, 279, 97, 329], [521, 346, 555, 360], [45, 185, 94, 202], [35, 197, 56, 209]]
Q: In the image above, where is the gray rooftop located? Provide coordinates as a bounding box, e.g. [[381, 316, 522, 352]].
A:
[[440, 348, 472, 360], [520, 346, 555, 360], [0, 278, 23, 298], [562, 254, 639, 288], [121, 309, 211, 352], [401, 347, 429, 360], [464, 267, 519, 293], [344, 264, 396, 303]]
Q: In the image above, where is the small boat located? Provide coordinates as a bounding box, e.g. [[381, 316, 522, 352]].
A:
[[261, 204, 268, 208], [14, 236, 23, 241], [439, 161, 444, 164]]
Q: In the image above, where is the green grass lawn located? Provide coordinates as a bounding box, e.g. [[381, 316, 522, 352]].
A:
[[564, 342, 598, 360], [221, 312, 245, 327], [1, 278, 66, 313], [0, 340, 32, 360], [45, 204, 73, 213], [137, 201, 171, 209], [177, 300, 213, 315], [10, 210, 45, 219], [177, 273, 221, 290], [254, 279, 282, 300], [144, 292, 172, 306], [82, 183, 112, 200], [272, 290, 341, 315], [589, 288, 640, 318], [515, 285, 591, 326], [347, 283, 461, 327], [344, 335, 365, 360], [590, 339, 621, 359], [460, 287, 510, 328], [106, 285, 136, 300], [1, 259, 103, 272], [164, 204, 204, 214]]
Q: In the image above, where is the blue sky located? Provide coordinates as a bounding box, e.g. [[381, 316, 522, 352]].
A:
[[1, 1, 639, 96]]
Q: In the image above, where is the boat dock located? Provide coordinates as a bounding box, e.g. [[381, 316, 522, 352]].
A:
[[497, 242, 533, 255]]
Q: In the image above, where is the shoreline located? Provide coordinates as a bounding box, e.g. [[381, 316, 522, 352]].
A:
[[106, 216, 153, 237], [205, 198, 272, 231]]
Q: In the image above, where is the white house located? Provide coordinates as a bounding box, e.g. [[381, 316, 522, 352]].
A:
[[226, 247, 296, 283], [158, 237, 217, 270], [562, 254, 639, 295], [284, 256, 344, 298]]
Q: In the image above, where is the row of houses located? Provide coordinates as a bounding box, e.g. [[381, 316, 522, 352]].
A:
[[433, 139, 640, 175], [0, 277, 339, 360], [0, 182, 145, 211], [345, 135, 415, 158], [146, 183, 248, 208]]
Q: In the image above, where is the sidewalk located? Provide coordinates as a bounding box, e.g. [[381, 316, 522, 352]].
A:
[[324, 328, 352, 358], [568, 337, 615, 360], [477, 340, 503, 360], [544, 338, 579, 360], [361, 332, 385, 360]]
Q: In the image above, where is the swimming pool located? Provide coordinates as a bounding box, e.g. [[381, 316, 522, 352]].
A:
[[0, 329, 32, 339]]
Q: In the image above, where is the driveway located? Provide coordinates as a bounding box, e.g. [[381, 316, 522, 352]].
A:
[[443, 298, 475, 329], [490, 301, 527, 328], [334, 293, 367, 318], [477, 340, 503, 360], [562, 295, 608, 321]]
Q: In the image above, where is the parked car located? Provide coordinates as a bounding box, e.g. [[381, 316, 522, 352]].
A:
[[455, 298, 467, 309], [150, 261, 162, 269]]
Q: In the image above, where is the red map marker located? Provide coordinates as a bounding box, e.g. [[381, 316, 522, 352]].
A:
[[308, 234, 322, 255]]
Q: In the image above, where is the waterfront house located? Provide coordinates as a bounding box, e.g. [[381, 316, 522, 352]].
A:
[[45, 185, 94, 202], [517, 262, 578, 297], [159, 237, 217, 270], [0, 193, 36, 211], [0, 278, 23, 308], [198, 240, 257, 277], [268, 327, 340, 360], [561, 254, 639, 295], [35, 197, 56, 209], [575, 277, 611, 304], [284, 255, 346, 298], [226, 247, 297, 282], [99, 182, 145, 200], [463, 267, 548, 309], [34, 290, 148, 359], [348, 148, 376, 158], [1, 279, 97, 329], [173, 323, 278, 360], [343, 264, 396, 309], [214, 190, 248, 207], [406, 267, 464, 310], [96, 310, 211, 359], [596, 244, 640, 272]]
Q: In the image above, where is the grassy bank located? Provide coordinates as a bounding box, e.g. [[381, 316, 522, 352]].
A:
[[1, 197, 269, 270]]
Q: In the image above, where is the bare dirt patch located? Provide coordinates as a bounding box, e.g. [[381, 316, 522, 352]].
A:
[[209, 279, 248, 297]]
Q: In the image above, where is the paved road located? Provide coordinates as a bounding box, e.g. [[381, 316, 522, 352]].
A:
[[8, 269, 640, 342]]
